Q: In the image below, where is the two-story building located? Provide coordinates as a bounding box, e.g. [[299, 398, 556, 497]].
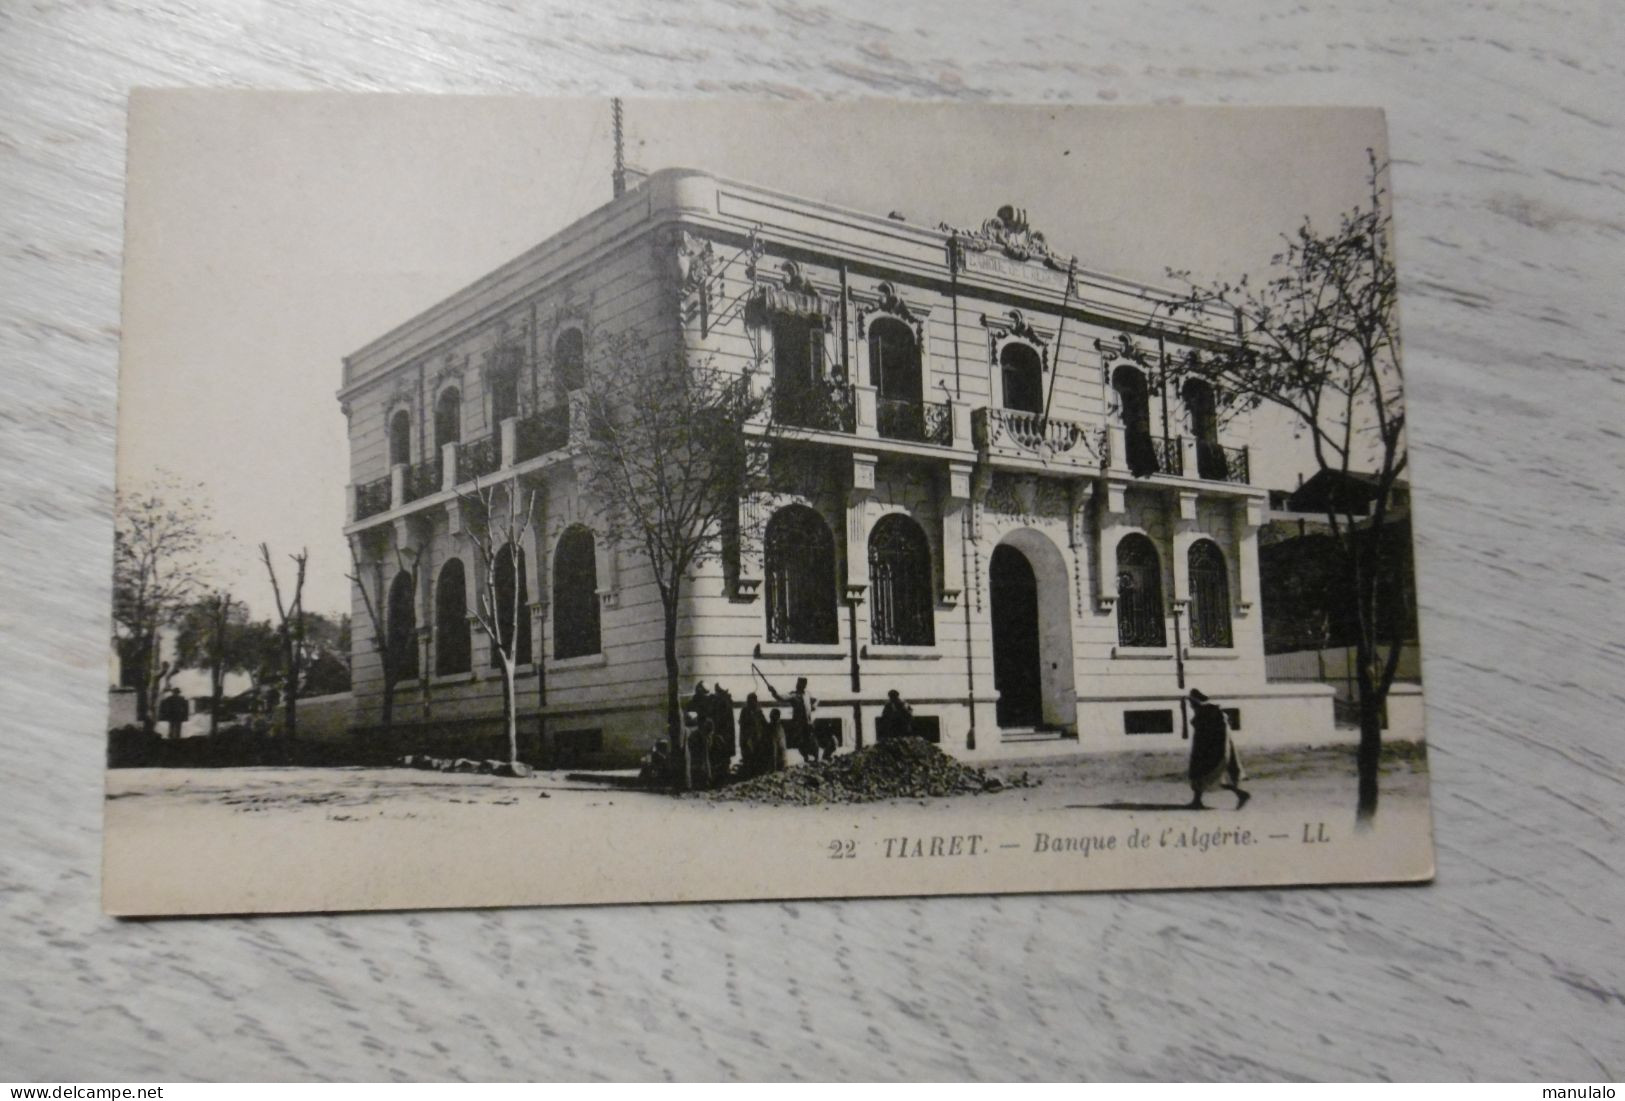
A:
[[337, 167, 1335, 767]]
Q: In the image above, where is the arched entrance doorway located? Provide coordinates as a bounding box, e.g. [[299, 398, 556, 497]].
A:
[[990, 544, 1041, 726], [989, 529, 1078, 731]]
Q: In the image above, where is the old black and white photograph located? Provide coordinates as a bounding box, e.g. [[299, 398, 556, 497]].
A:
[[104, 95, 1432, 915]]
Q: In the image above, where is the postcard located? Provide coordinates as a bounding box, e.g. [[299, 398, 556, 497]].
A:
[[105, 93, 1433, 915]]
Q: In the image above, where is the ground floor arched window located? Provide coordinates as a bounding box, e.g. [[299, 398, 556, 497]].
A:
[[868, 513, 934, 645], [765, 504, 837, 644], [1187, 538, 1233, 648], [491, 543, 532, 667], [1116, 533, 1166, 647], [435, 558, 471, 675], [553, 526, 601, 660], [386, 569, 418, 681]]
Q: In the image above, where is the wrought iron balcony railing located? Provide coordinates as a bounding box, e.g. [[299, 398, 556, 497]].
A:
[[354, 476, 391, 520], [773, 381, 855, 434], [403, 457, 441, 503], [877, 397, 952, 446], [973, 407, 1103, 464], [1197, 440, 1250, 484], [459, 434, 501, 482], [1123, 431, 1183, 478], [514, 405, 571, 465]]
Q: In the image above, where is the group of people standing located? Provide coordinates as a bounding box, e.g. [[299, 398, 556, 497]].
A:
[[661, 675, 1250, 811], [662, 672, 920, 789]]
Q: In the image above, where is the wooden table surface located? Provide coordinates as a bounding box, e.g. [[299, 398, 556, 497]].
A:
[[2, 0, 1621, 1082]]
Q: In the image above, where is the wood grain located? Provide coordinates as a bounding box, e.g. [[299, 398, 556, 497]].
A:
[[2, 0, 1621, 1082]]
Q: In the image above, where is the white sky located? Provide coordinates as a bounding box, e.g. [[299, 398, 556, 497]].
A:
[[119, 93, 1389, 618]]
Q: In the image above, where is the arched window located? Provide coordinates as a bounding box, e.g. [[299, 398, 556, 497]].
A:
[[554, 329, 585, 396], [434, 388, 462, 451], [1000, 343, 1044, 414], [1184, 379, 1224, 480], [489, 356, 520, 466], [868, 514, 934, 646], [552, 525, 601, 660], [1112, 365, 1158, 477], [870, 318, 921, 403], [1187, 539, 1233, 648], [386, 569, 418, 681], [1116, 533, 1166, 648], [388, 409, 412, 467], [435, 559, 471, 676], [490, 544, 532, 667], [765, 505, 837, 644]]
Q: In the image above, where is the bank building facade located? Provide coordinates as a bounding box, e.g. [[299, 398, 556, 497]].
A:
[[338, 167, 1336, 767]]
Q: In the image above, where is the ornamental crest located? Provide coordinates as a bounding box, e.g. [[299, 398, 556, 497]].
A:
[[941, 204, 1071, 272]]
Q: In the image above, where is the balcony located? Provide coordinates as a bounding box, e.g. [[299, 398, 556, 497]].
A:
[[973, 407, 1103, 468], [773, 381, 855, 435], [1196, 440, 1250, 484], [402, 457, 441, 504], [1115, 431, 1183, 478], [458, 434, 501, 482], [354, 475, 391, 520], [877, 397, 952, 446], [514, 404, 571, 465]]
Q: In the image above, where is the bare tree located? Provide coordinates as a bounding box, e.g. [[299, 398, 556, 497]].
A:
[[580, 334, 773, 790], [260, 543, 309, 740], [460, 475, 538, 774], [112, 479, 212, 733], [175, 591, 245, 733], [346, 541, 417, 740], [1165, 151, 1406, 821]]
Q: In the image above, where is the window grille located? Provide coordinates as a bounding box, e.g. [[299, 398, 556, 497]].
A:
[[552, 526, 601, 659], [1187, 539, 1233, 648], [764, 505, 837, 644], [1116, 533, 1166, 647], [435, 558, 471, 675], [868, 514, 934, 646]]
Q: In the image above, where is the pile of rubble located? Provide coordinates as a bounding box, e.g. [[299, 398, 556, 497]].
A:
[[398, 755, 532, 778], [710, 737, 1036, 805]]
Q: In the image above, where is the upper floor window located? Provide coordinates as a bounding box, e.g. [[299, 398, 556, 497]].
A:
[[552, 525, 601, 660], [868, 514, 934, 646], [388, 409, 412, 467], [765, 504, 837, 644], [491, 369, 519, 426], [1187, 539, 1233, 648], [870, 318, 921, 404], [1116, 533, 1166, 648], [554, 329, 585, 397], [1183, 379, 1225, 480], [435, 388, 462, 451], [435, 558, 471, 676], [1000, 343, 1044, 414], [773, 311, 824, 395], [1112, 365, 1158, 477]]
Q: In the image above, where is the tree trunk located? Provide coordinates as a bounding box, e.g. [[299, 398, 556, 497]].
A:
[[1353, 637, 1383, 823], [663, 593, 689, 792], [282, 636, 298, 741], [209, 660, 223, 735], [501, 654, 518, 768], [380, 656, 394, 739]]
